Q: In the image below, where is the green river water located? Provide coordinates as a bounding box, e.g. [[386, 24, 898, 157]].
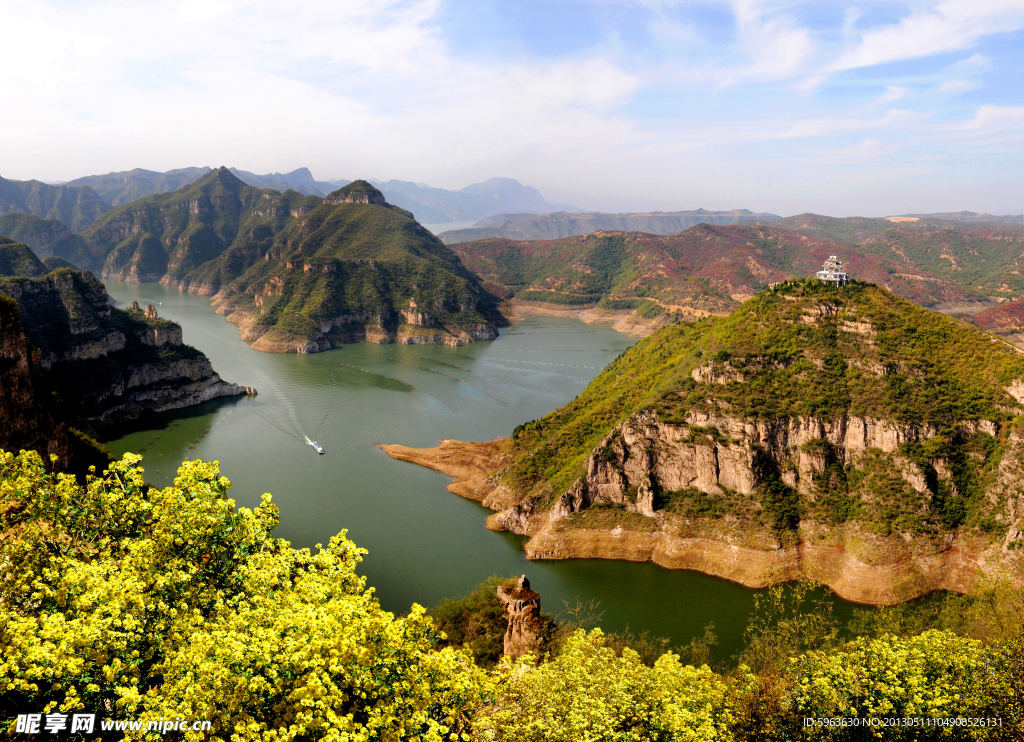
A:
[[104, 281, 861, 660]]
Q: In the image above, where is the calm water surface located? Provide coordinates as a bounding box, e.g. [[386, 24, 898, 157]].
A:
[[104, 281, 859, 660]]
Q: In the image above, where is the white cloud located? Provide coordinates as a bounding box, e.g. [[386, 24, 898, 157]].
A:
[[725, 0, 814, 82], [177, 0, 231, 23], [832, 1, 1024, 72], [877, 86, 908, 103], [0, 0, 1019, 216]]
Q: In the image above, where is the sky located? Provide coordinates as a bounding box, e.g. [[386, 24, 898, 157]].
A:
[[1, 0, 1022, 216]]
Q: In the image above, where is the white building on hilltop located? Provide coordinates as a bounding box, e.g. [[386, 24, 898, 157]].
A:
[[816, 255, 850, 285]]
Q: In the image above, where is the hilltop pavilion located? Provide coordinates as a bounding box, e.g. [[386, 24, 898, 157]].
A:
[[816, 255, 850, 285]]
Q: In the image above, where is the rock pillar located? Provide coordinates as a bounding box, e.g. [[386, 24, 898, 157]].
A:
[[496, 575, 544, 659]]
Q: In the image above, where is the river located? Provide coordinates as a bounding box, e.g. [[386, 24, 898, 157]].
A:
[[103, 281, 861, 661]]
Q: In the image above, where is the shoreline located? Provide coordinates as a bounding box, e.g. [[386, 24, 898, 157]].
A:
[[379, 437, 994, 606]]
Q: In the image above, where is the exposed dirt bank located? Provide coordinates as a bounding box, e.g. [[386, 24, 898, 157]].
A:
[[378, 439, 519, 510], [503, 302, 654, 338], [378, 437, 1007, 605]]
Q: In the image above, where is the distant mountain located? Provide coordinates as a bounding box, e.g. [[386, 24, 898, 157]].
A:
[[894, 211, 1022, 224], [755, 214, 1024, 301], [66, 167, 210, 207], [452, 223, 977, 324], [62, 168, 576, 227], [372, 177, 582, 225], [438, 209, 781, 244], [81, 167, 321, 282], [0, 213, 92, 267], [67, 167, 341, 206], [0, 176, 110, 232], [80, 170, 499, 352], [229, 167, 339, 197]]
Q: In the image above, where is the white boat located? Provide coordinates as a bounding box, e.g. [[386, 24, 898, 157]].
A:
[[309, 440, 325, 454]]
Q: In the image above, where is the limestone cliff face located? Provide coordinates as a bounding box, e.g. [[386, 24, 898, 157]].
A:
[[521, 406, 1024, 603], [550, 409, 974, 519], [0, 270, 255, 433], [385, 284, 1024, 604], [0, 295, 75, 469]]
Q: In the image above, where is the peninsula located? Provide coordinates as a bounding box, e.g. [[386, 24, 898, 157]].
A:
[[383, 280, 1024, 604]]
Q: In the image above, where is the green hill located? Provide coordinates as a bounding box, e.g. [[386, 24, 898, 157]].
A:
[[0, 176, 110, 231], [42, 256, 80, 271], [0, 237, 47, 277], [82, 172, 499, 351], [185, 180, 500, 351], [487, 281, 1024, 601], [0, 212, 92, 267]]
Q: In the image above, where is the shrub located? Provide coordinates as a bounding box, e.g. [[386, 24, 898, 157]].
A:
[[474, 629, 735, 741]]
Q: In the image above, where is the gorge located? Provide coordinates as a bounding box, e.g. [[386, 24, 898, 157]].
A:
[[76, 170, 501, 353]]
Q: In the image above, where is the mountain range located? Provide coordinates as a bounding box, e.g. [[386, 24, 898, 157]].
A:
[[77, 168, 500, 352], [67, 167, 337, 206], [0, 175, 110, 232], [61, 168, 579, 226], [369, 178, 582, 224], [437, 209, 782, 243], [451, 219, 1024, 331]]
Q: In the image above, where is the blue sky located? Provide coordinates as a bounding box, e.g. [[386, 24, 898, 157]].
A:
[[1, 0, 1022, 216]]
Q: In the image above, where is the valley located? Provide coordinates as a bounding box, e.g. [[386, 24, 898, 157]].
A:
[[1, 169, 1021, 618]]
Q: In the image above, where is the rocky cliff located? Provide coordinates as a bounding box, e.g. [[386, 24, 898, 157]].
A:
[[0, 213, 91, 267], [81, 170, 500, 352], [0, 294, 74, 469], [384, 282, 1024, 604], [496, 576, 546, 659], [0, 268, 254, 433]]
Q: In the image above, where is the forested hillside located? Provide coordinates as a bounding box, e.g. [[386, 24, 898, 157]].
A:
[[0, 175, 110, 231], [453, 224, 982, 325]]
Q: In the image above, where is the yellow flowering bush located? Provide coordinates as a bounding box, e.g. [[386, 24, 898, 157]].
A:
[[3, 449, 1019, 741], [473, 629, 735, 742], [791, 630, 990, 739], [0, 450, 487, 741]]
